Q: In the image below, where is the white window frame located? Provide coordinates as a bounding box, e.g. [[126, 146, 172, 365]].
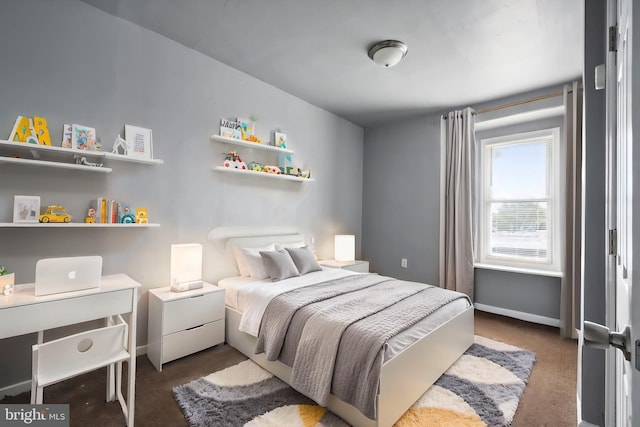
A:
[[477, 127, 562, 273]]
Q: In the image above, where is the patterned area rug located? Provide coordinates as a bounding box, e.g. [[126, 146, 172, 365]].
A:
[[173, 336, 535, 427]]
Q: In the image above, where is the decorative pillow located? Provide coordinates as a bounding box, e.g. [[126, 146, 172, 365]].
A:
[[260, 250, 300, 281], [234, 244, 276, 277], [285, 246, 322, 275]]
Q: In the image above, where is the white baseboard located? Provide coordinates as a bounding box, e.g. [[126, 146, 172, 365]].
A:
[[1, 346, 148, 400], [136, 344, 147, 357], [0, 380, 31, 400], [474, 303, 560, 327]]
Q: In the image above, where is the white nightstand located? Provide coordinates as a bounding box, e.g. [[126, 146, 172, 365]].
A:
[[319, 259, 370, 273], [147, 282, 225, 371]]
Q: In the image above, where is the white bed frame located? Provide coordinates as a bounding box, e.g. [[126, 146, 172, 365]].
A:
[[209, 226, 475, 427]]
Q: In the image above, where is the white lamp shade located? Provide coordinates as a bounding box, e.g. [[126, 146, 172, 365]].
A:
[[372, 46, 405, 67], [170, 243, 203, 284], [334, 235, 355, 262]]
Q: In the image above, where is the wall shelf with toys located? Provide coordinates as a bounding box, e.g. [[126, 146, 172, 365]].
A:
[[0, 222, 160, 228], [213, 166, 314, 182], [210, 134, 295, 155], [0, 139, 163, 171]]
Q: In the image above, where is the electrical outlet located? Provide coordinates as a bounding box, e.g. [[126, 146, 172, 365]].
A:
[[401, 258, 407, 268]]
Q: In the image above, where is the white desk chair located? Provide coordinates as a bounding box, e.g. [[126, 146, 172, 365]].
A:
[[31, 314, 131, 419]]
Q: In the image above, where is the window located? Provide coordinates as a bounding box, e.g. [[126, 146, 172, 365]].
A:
[[477, 128, 561, 272]]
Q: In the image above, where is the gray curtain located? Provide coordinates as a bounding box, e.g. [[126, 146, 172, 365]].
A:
[[441, 108, 475, 299], [560, 82, 582, 338]]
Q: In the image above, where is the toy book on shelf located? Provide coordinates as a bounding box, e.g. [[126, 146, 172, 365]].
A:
[[92, 198, 137, 224]]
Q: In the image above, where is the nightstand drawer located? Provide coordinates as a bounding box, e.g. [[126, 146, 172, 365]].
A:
[[162, 319, 225, 363], [163, 291, 225, 335]]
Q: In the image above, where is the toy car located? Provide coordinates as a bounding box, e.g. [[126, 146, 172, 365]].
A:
[[248, 162, 264, 172], [39, 205, 71, 223], [263, 165, 281, 174]]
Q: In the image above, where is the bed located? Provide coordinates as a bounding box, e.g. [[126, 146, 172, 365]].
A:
[[209, 227, 474, 427]]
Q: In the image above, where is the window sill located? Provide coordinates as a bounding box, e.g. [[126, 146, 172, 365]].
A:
[[474, 263, 563, 278]]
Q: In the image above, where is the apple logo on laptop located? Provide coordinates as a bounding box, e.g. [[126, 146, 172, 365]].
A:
[[68, 270, 77, 280]]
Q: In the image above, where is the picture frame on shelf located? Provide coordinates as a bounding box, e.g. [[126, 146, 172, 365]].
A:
[[220, 126, 241, 140], [13, 195, 40, 223], [124, 124, 153, 159], [61, 123, 73, 148], [275, 132, 287, 149], [71, 124, 100, 151]]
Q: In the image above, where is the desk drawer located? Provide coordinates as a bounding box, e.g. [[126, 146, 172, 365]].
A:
[[162, 319, 224, 363], [162, 291, 224, 335]]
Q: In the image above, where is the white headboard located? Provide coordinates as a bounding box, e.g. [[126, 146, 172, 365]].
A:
[[207, 226, 306, 280]]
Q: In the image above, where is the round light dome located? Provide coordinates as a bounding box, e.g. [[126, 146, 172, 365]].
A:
[[368, 40, 408, 68]]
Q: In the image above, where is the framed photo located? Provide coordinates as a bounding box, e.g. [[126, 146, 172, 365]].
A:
[[13, 195, 40, 223], [71, 124, 100, 151], [125, 124, 153, 159], [275, 132, 287, 148]]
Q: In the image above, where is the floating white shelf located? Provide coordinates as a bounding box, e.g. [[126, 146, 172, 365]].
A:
[[210, 134, 295, 155], [0, 156, 112, 173], [213, 166, 314, 182], [0, 223, 160, 228], [103, 153, 164, 165], [0, 139, 163, 170]]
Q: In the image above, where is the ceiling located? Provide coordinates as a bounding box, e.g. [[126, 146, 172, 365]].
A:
[[81, 0, 583, 128]]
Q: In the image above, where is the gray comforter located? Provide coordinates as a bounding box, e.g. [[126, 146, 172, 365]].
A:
[[254, 273, 469, 419]]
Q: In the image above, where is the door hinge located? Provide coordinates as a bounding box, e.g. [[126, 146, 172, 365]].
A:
[[609, 25, 618, 52], [609, 228, 617, 255]]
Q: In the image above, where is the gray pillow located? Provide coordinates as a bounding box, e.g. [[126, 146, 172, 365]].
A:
[[260, 249, 300, 281], [285, 246, 322, 275]]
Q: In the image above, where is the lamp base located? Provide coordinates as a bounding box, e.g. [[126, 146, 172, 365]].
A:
[[171, 280, 204, 292]]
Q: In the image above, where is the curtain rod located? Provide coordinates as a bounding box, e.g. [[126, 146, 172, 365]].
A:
[[441, 89, 571, 119], [475, 91, 564, 115]]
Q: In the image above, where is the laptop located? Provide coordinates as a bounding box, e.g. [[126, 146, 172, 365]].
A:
[[35, 256, 103, 296]]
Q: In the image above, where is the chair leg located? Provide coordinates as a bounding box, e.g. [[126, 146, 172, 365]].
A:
[[106, 363, 115, 402], [35, 386, 43, 404], [30, 377, 36, 405]]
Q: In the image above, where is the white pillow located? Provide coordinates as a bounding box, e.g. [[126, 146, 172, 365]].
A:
[[275, 241, 306, 250], [233, 244, 275, 277]]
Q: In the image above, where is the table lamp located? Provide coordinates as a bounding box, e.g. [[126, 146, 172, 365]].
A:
[[170, 243, 204, 292], [334, 235, 355, 262]]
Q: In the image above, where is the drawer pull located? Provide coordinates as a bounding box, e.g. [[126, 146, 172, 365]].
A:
[[189, 295, 204, 299], [186, 324, 205, 331]]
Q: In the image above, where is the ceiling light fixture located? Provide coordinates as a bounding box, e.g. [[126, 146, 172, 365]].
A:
[[367, 40, 408, 68]]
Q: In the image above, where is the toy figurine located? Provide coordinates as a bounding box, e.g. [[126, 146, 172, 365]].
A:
[[119, 205, 136, 224], [223, 151, 247, 170], [74, 155, 103, 167], [85, 208, 97, 223], [136, 208, 148, 224], [112, 133, 133, 156]]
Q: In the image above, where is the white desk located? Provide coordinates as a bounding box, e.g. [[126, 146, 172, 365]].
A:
[[0, 274, 140, 427]]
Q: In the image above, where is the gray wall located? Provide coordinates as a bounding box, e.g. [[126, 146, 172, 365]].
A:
[[580, 0, 607, 424], [0, 0, 363, 391], [362, 88, 565, 321], [362, 114, 442, 283]]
